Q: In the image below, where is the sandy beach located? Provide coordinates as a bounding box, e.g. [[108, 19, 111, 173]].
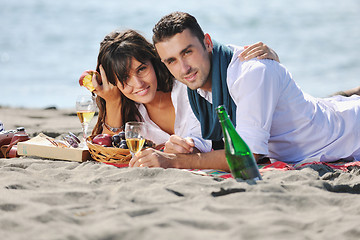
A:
[[1, 106, 360, 240]]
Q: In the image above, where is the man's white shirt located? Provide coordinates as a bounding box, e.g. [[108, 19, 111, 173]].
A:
[[198, 44, 360, 163]]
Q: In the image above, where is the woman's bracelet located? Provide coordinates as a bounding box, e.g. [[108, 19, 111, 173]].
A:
[[103, 122, 124, 133]]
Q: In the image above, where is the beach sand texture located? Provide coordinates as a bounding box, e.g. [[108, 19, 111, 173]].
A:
[[1, 107, 360, 240]]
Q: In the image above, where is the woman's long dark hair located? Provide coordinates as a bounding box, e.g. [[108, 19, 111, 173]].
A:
[[92, 29, 173, 135]]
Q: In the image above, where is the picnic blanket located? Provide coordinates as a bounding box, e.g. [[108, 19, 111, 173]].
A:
[[106, 160, 360, 179]]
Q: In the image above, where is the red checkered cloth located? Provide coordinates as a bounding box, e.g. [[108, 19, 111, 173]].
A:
[[187, 160, 360, 179]]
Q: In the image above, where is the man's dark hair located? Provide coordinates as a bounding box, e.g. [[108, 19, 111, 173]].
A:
[[152, 11, 205, 48]]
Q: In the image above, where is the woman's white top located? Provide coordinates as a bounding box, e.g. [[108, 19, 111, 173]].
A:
[[137, 81, 211, 153]]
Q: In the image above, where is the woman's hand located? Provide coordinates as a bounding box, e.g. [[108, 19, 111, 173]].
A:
[[92, 65, 122, 105], [163, 135, 199, 154], [239, 42, 280, 62], [92, 65, 123, 134]]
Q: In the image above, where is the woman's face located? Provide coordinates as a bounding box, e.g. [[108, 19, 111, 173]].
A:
[[117, 57, 158, 104]]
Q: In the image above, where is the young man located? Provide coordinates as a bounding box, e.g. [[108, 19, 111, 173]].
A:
[[129, 12, 360, 170]]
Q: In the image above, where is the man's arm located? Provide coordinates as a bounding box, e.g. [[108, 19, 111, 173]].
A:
[[129, 148, 230, 171]]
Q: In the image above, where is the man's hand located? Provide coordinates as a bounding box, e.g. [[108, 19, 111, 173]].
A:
[[129, 148, 177, 168], [163, 135, 198, 153], [239, 42, 280, 63]]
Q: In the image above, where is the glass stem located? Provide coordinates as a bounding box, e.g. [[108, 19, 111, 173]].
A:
[[82, 123, 89, 142]]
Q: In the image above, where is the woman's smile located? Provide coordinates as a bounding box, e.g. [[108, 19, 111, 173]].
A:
[[134, 85, 150, 96]]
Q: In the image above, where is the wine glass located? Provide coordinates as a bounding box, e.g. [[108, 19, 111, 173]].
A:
[[125, 122, 146, 157], [76, 95, 96, 143]]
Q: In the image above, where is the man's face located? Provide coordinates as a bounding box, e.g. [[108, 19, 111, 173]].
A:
[[155, 29, 213, 91]]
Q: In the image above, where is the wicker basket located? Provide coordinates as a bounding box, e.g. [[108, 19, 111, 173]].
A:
[[87, 136, 132, 164]]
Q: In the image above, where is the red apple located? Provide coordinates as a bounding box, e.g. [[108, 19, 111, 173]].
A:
[[92, 134, 112, 147]]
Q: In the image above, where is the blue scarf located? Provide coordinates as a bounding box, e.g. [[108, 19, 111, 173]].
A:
[[187, 41, 237, 141]]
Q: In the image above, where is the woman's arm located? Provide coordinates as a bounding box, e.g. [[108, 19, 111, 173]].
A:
[[130, 148, 230, 171], [92, 65, 123, 134], [163, 82, 212, 154], [239, 42, 280, 62]]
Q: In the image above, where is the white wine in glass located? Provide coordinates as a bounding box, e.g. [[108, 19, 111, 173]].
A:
[[76, 95, 96, 142], [77, 111, 95, 125], [125, 122, 146, 156]]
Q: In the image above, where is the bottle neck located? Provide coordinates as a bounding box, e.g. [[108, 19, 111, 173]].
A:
[[216, 106, 230, 123]]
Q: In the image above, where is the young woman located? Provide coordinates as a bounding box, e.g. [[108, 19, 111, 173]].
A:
[[89, 29, 279, 154]]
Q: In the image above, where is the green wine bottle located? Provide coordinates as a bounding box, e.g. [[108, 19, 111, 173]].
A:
[[216, 105, 262, 181]]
